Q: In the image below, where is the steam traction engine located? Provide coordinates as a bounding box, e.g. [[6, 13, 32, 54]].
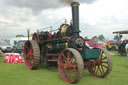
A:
[[24, 2, 112, 84]]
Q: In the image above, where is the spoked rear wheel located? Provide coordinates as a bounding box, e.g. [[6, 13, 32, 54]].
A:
[[88, 47, 112, 78], [58, 48, 84, 83], [24, 40, 40, 70]]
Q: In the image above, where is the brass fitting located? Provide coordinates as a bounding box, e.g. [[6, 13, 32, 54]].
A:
[[71, 2, 80, 6]]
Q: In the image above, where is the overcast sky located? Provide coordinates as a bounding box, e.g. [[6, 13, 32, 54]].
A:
[[0, 0, 128, 40]]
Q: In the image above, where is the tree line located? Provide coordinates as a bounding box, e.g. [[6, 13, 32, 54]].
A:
[[85, 34, 105, 41]]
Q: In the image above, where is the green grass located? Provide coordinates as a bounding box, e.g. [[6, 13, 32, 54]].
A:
[[0, 51, 128, 85]]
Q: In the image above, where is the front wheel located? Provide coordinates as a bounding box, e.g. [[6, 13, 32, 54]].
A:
[[58, 48, 84, 83], [88, 47, 112, 78]]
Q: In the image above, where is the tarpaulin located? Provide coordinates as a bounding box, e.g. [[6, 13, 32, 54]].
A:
[[4, 53, 24, 64]]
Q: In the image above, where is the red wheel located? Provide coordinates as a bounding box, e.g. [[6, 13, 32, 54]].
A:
[[58, 48, 84, 83], [24, 40, 40, 70], [88, 47, 112, 78]]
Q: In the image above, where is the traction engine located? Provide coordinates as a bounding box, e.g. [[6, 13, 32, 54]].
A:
[[24, 2, 112, 83]]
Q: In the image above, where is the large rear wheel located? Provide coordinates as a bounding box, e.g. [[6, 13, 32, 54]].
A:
[[58, 48, 84, 83], [24, 40, 40, 70]]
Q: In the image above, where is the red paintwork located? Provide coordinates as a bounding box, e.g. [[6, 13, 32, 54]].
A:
[[4, 53, 24, 64], [58, 49, 78, 84], [24, 41, 34, 69], [87, 57, 108, 77], [86, 40, 105, 48]]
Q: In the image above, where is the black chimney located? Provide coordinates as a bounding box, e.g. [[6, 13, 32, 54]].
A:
[[71, 2, 80, 37]]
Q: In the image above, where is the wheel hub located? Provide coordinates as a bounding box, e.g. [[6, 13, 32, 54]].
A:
[[96, 59, 102, 65]]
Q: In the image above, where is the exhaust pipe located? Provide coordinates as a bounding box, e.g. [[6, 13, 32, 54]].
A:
[[71, 2, 80, 37]]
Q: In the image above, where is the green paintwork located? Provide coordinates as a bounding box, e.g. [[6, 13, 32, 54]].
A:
[[47, 43, 68, 53], [80, 49, 100, 59]]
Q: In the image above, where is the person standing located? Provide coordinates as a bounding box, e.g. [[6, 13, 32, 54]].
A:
[[0, 49, 4, 57], [125, 41, 128, 57]]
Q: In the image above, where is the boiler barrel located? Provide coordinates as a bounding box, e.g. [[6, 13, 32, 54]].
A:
[[47, 43, 68, 53]]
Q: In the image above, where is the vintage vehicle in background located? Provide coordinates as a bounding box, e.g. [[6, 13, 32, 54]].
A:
[[24, 2, 112, 83], [85, 39, 106, 48], [0, 43, 13, 53], [13, 40, 26, 56], [105, 40, 118, 51], [113, 30, 128, 56]]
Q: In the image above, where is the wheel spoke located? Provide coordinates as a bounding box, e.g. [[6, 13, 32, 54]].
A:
[[102, 57, 107, 60], [93, 65, 96, 72], [100, 64, 105, 74], [68, 51, 71, 59], [70, 70, 73, 81], [98, 66, 103, 75], [69, 57, 74, 64], [62, 53, 67, 62], [95, 66, 99, 74], [101, 64, 108, 68], [63, 58, 67, 63], [102, 61, 108, 63], [67, 51, 72, 63], [100, 50, 103, 58], [66, 68, 71, 79]]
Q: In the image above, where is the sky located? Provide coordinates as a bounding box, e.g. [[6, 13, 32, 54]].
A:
[[0, 0, 128, 40]]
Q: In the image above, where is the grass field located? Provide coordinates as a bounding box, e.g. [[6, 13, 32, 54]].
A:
[[0, 51, 128, 85]]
